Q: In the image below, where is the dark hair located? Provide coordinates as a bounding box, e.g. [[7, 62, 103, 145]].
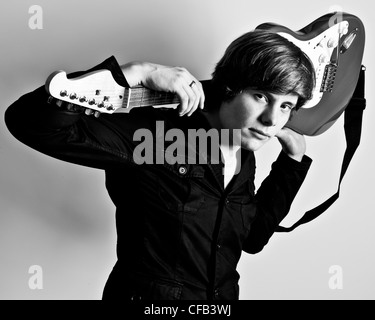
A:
[[211, 30, 315, 110]]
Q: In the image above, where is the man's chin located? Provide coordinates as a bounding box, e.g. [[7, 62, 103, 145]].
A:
[[241, 139, 268, 151]]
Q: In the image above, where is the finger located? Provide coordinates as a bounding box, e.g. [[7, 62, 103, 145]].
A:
[[276, 127, 300, 141], [66, 103, 75, 111], [178, 83, 196, 116], [65, 103, 84, 113], [85, 108, 95, 116], [186, 81, 201, 116], [169, 69, 191, 116], [275, 128, 286, 139], [176, 68, 199, 116], [182, 79, 202, 116], [187, 79, 205, 110], [187, 78, 205, 113], [197, 81, 205, 110], [94, 111, 101, 118], [176, 90, 189, 116]]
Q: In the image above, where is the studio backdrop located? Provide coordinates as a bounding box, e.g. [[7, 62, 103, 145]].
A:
[[0, 0, 373, 299]]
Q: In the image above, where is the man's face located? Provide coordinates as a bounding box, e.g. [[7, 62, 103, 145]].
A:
[[218, 89, 298, 151]]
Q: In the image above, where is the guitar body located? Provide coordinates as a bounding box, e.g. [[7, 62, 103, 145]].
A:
[[256, 12, 365, 135], [46, 12, 365, 136]]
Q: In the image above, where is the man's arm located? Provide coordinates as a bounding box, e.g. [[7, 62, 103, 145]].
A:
[[5, 56, 133, 169], [243, 151, 312, 254], [121, 61, 205, 116], [5, 56, 205, 169]]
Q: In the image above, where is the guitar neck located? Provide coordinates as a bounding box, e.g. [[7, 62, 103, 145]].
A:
[[46, 69, 182, 114], [125, 86, 179, 108]]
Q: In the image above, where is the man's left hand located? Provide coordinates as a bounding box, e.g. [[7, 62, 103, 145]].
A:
[[276, 127, 306, 162]]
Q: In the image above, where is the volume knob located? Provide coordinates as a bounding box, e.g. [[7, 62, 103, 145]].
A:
[[318, 54, 328, 64], [327, 38, 338, 48]]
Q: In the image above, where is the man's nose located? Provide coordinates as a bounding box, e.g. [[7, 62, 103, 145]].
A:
[[260, 104, 279, 127]]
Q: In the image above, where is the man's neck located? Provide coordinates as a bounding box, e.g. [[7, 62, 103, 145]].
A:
[[202, 109, 221, 131], [202, 109, 240, 149]]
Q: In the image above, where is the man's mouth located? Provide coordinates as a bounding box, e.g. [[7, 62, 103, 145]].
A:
[[249, 128, 271, 140]]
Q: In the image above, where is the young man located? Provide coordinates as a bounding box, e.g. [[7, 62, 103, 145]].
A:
[[5, 30, 315, 300]]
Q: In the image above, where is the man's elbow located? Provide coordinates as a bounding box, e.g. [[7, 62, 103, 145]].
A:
[[4, 102, 22, 141], [243, 243, 266, 254]]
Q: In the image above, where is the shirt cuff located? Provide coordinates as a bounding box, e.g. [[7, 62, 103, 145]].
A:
[[276, 151, 312, 171], [66, 55, 129, 88]]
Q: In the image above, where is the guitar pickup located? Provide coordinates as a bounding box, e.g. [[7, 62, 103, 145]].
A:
[[320, 63, 337, 92], [340, 29, 358, 54]]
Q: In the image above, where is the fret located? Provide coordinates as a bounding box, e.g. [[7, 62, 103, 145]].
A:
[[128, 86, 178, 108], [151, 89, 157, 106], [122, 88, 131, 108], [141, 86, 145, 106]]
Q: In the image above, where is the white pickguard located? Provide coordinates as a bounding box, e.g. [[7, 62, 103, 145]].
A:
[[278, 20, 349, 109]]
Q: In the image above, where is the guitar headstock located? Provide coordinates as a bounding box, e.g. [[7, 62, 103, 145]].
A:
[[45, 69, 129, 114]]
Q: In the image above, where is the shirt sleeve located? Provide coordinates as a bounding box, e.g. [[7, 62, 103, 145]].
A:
[[242, 151, 312, 254], [4, 56, 141, 170]]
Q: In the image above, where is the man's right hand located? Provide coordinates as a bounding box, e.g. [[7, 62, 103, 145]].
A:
[[121, 61, 205, 117]]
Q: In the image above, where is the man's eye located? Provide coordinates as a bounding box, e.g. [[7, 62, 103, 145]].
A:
[[281, 104, 293, 112], [254, 93, 267, 101]]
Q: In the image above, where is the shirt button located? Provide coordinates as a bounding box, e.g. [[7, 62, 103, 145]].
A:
[[178, 165, 187, 175], [214, 289, 219, 297], [225, 198, 230, 205], [217, 244, 221, 249]]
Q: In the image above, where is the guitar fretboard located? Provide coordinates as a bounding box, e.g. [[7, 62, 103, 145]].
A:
[[125, 86, 179, 108]]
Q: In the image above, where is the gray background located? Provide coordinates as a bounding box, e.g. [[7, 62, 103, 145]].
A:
[[0, 0, 373, 299]]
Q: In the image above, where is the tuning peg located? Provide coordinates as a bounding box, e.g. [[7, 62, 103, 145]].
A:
[[85, 109, 94, 116], [67, 103, 75, 111], [69, 93, 78, 100], [94, 111, 101, 118]]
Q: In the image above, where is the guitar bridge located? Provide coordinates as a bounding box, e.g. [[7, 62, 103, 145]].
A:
[[320, 63, 337, 92]]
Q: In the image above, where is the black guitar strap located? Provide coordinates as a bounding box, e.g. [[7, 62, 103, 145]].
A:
[[276, 65, 367, 232]]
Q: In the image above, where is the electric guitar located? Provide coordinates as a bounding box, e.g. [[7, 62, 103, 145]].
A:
[[45, 12, 365, 136]]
